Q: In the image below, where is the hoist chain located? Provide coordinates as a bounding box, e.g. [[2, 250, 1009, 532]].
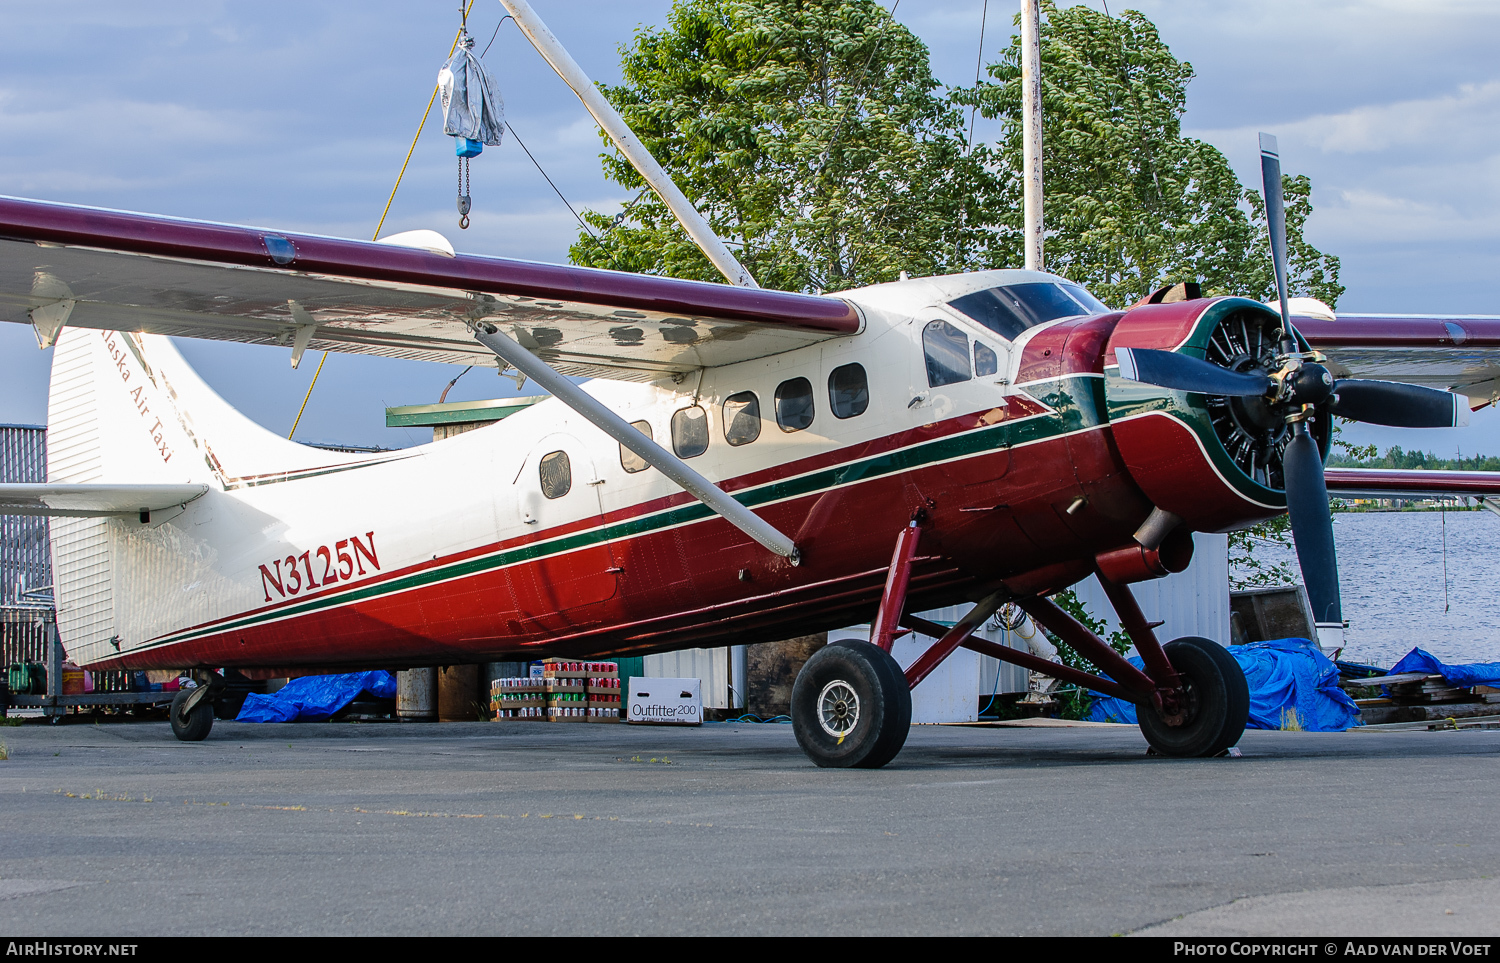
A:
[[457, 155, 471, 229]]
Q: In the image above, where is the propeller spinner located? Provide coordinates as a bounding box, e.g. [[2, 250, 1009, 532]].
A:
[[1115, 133, 1471, 641]]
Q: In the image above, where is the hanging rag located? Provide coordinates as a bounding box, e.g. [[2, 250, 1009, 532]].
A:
[[438, 36, 505, 153], [438, 34, 504, 229]]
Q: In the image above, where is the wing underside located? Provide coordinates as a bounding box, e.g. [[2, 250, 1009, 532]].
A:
[[0, 196, 862, 381], [1324, 468, 1500, 498], [1297, 314, 1500, 408]]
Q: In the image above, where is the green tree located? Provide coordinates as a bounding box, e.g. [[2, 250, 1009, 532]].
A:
[[1227, 515, 1296, 590], [569, 0, 1001, 292], [958, 2, 1343, 309]]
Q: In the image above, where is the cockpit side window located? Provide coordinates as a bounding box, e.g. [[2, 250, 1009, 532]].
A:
[[923, 320, 971, 387], [974, 341, 999, 377], [948, 282, 1108, 340]]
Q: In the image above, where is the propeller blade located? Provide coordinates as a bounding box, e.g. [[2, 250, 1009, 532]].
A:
[[1283, 425, 1342, 627], [1328, 380, 1471, 428], [1259, 132, 1294, 351], [1116, 347, 1272, 397]]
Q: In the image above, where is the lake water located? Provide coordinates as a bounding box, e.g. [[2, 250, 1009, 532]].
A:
[[1242, 510, 1500, 668]]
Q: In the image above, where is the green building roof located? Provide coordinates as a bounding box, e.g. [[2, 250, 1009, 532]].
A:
[[385, 396, 546, 428]]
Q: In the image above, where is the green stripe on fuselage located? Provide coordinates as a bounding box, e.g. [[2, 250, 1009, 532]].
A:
[[1102, 297, 1290, 509], [140, 376, 1106, 650]]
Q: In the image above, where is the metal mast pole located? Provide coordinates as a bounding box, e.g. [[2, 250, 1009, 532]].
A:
[[498, 0, 760, 289], [1020, 0, 1044, 272]]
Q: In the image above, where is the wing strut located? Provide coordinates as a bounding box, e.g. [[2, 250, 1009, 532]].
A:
[[498, 0, 759, 290], [470, 323, 800, 563]]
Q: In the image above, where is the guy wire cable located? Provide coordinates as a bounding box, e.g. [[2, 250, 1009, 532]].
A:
[[289, 1, 478, 441]]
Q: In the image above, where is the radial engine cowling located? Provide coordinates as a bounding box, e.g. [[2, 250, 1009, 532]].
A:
[[1102, 297, 1329, 534]]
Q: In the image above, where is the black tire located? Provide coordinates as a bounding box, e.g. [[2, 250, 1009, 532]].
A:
[[1137, 637, 1249, 758], [792, 639, 912, 769], [170, 687, 214, 742]]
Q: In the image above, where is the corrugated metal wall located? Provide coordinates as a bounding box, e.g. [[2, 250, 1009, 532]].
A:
[[0, 425, 50, 604], [642, 646, 743, 709], [1073, 533, 1231, 646], [1, 424, 54, 664]]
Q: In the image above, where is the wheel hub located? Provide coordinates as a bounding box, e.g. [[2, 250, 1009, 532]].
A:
[[1153, 675, 1198, 728], [817, 679, 861, 737]]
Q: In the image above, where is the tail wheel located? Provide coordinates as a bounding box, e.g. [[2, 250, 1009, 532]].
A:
[[1137, 637, 1249, 757], [791, 640, 912, 769], [170, 687, 215, 742]]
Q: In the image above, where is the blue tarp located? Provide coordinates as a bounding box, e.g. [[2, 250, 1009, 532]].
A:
[[236, 671, 397, 724], [1086, 639, 1362, 732], [1388, 647, 1500, 689]]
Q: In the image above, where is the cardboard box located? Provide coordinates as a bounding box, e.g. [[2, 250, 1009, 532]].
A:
[[494, 706, 547, 720], [543, 660, 618, 680], [492, 678, 544, 691], [627, 678, 701, 726], [492, 696, 547, 709]]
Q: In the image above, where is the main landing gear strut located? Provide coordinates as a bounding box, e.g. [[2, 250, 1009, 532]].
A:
[[788, 521, 1250, 768]]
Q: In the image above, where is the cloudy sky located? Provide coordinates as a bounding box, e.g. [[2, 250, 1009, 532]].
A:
[[3, 0, 1500, 455]]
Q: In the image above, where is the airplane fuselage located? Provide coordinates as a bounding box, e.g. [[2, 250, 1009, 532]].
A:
[[67, 270, 1288, 671]]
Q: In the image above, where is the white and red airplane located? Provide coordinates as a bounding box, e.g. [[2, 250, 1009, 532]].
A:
[[1, 157, 1492, 768], [1, 0, 1493, 765]]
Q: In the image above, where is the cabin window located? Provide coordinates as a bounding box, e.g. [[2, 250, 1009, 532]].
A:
[[672, 405, 709, 458], [539, 450, 572, 499], [975, 341, 999, 377], [775, 377, 815, 432], [924, 320, 971, 387], [620, 420, 653, 473], [828, 363, 869, 419], [722, 391, 761, 447]]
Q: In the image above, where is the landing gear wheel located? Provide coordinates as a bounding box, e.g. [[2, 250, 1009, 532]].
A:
[[792, 640, 912, 769], [170, 687, 214, 742], [1137, 637, 1249, 758]]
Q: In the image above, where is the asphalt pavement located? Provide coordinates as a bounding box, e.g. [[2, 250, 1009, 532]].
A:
[[0, 717, 1496, 936]]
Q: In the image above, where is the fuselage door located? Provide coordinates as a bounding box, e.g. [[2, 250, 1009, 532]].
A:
[[512, 432, 619, 625]]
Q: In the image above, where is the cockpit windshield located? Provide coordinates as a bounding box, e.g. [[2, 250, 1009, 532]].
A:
[[947, 282, 1109, 341]]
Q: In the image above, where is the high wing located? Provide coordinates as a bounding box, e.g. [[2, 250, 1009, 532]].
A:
[[1324, 468, 1500, 499], [1296, 313, 1500, 409], [0, 196, 862, 382]]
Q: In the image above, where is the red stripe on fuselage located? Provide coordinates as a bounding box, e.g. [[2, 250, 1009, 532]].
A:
[[107, 418, 1141, 669], [131, 396, 1055, 650]]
